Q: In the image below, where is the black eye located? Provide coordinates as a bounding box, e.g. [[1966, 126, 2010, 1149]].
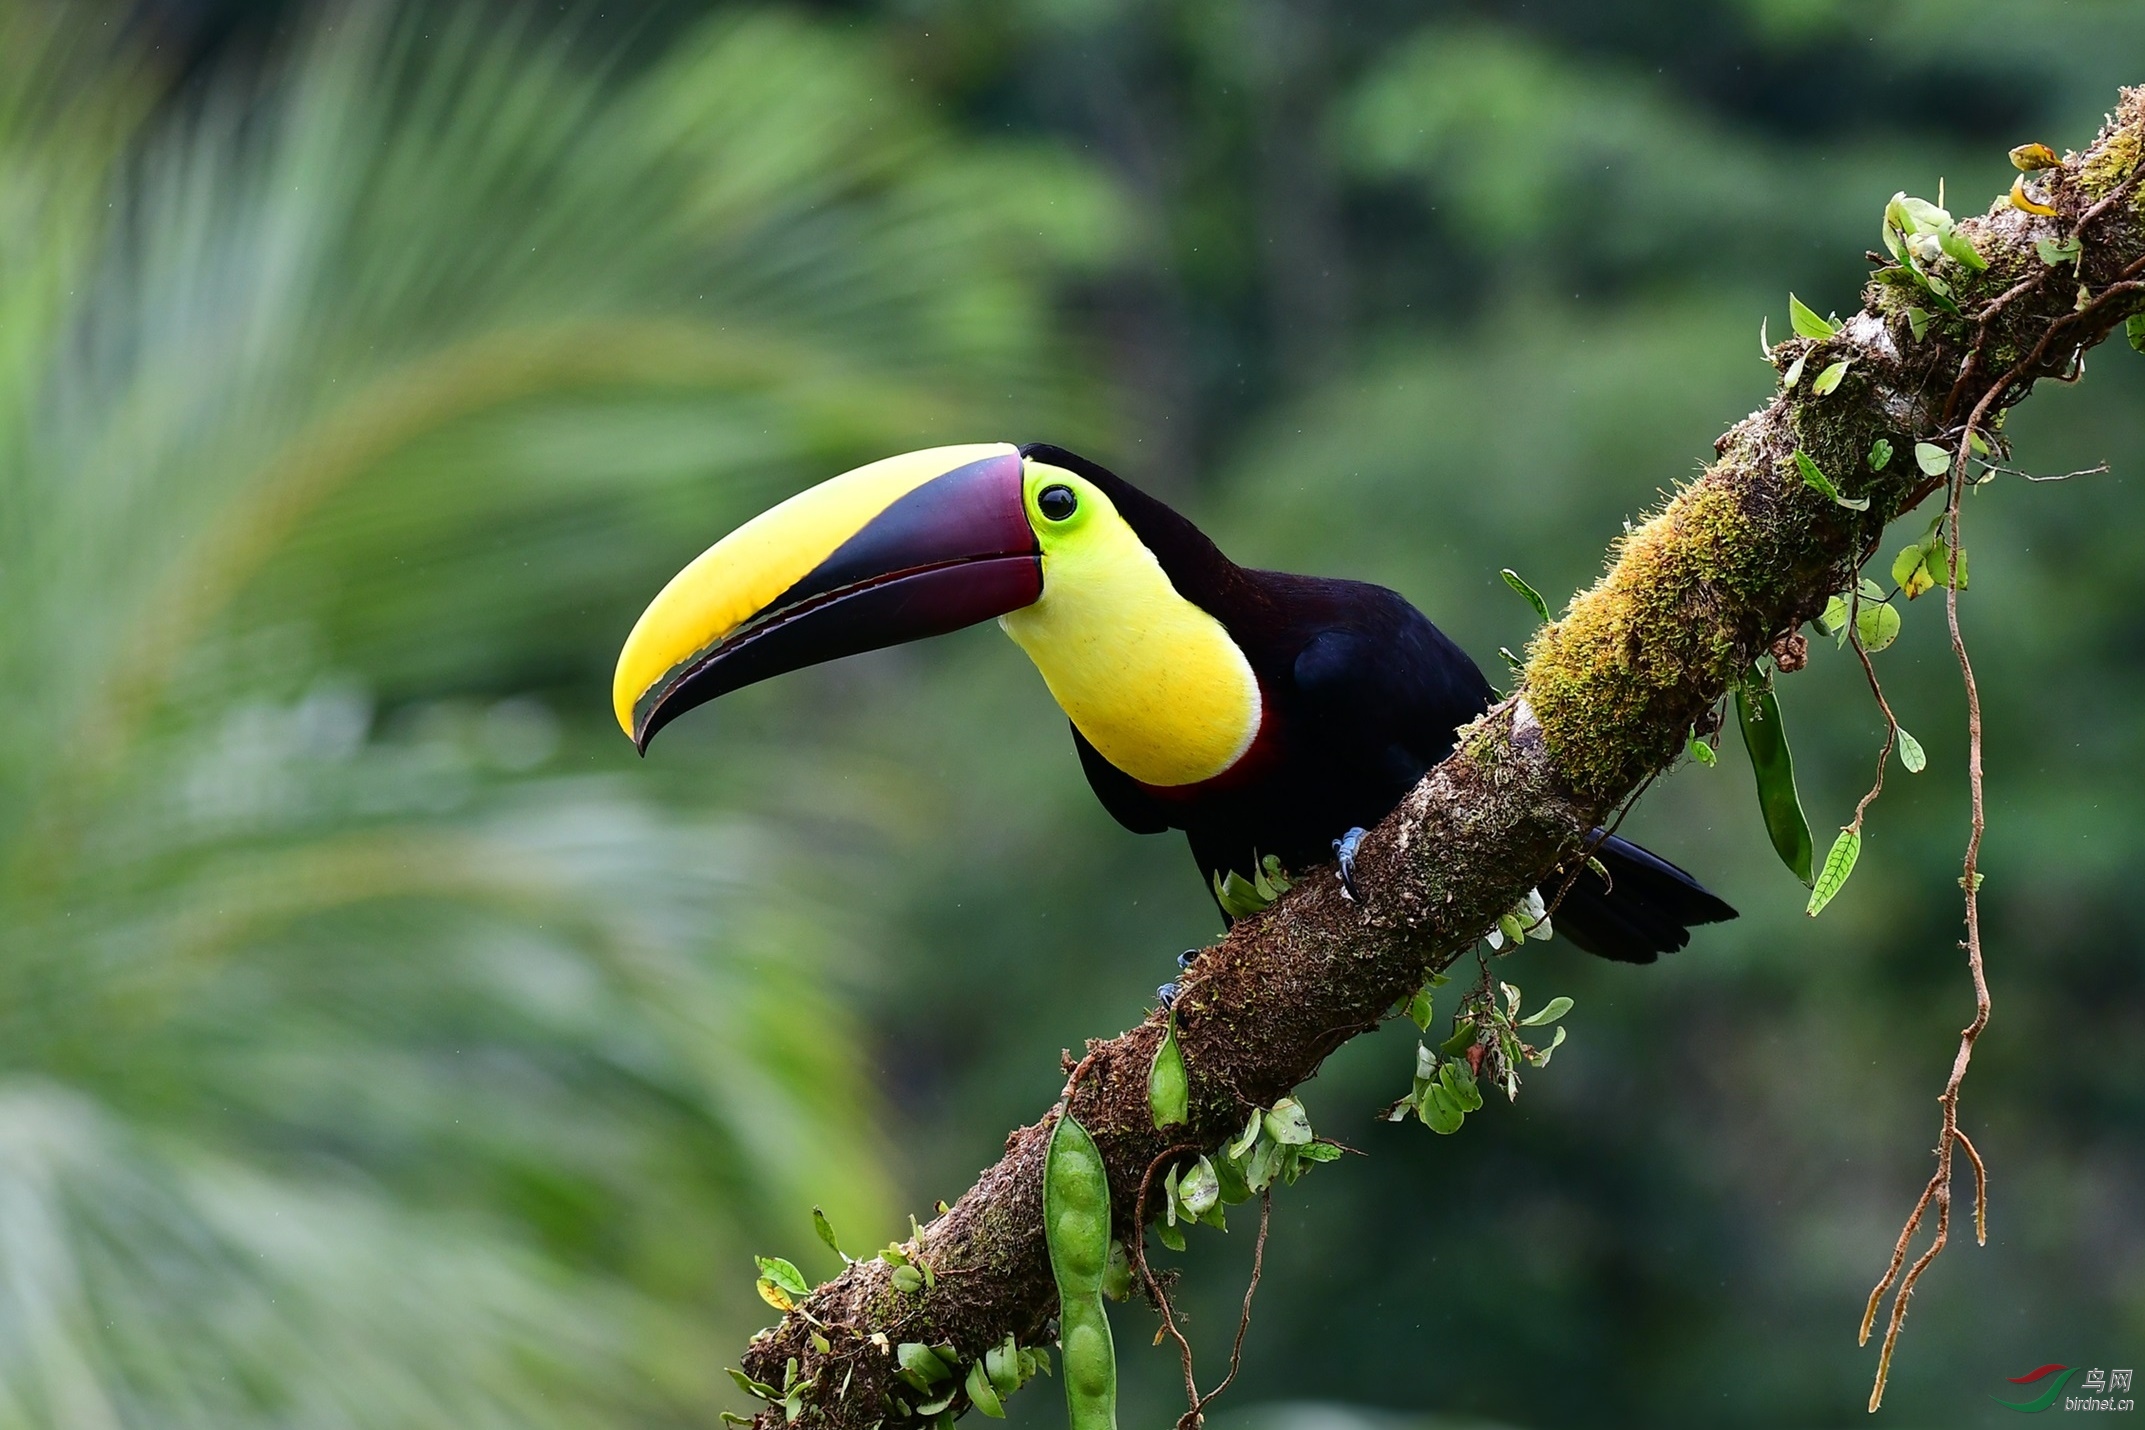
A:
[[1037, 484, 1078, 522]]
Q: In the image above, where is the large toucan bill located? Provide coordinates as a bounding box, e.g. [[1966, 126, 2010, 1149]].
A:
[[613, 442, 1735, 963]]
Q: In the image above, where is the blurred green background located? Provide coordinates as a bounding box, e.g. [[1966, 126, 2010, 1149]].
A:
[[2, 1, 2139, 1426]]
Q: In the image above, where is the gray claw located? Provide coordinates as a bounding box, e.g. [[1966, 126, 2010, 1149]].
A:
[[1156, 981, 1181, 1007], [1177, 948, 1197, 970], [1333, 826, 1368, 901]]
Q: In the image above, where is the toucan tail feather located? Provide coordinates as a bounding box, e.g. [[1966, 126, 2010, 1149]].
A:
[[1554, 833, 1737, 964]]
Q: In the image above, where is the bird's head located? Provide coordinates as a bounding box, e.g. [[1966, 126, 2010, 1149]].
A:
[[613, 441, 1229, 757]]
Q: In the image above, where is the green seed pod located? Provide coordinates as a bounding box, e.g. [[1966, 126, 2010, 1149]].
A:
[[1043, 1109, 1117, 1430], [1060, 1315, 1114, 1406], [1147, 1016, 1188, 1129], [1100, 1239, 1133, 1302]]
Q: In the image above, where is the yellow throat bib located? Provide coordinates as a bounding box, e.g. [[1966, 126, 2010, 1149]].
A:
[[999, 465, 1260, 788]]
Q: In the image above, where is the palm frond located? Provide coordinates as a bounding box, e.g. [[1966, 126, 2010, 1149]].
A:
[[0, 2, 1112, 1417]]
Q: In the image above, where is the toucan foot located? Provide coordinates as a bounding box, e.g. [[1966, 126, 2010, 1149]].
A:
[[1156, 981, 1182, 1008], [1333, 827, 1368, 901], [1177, 948, 1197, 970]]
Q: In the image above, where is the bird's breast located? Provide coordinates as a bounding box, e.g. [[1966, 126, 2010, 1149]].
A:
[[999, 538, 1262, 788]]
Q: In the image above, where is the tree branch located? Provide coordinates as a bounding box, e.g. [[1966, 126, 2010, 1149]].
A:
[[740, 88, 2145, 1427]]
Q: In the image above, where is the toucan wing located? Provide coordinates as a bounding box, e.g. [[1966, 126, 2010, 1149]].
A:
[[1285, 586, 1496, 778]]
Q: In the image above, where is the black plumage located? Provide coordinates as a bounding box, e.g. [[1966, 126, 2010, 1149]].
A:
[[1021, 444, 1736, 964]]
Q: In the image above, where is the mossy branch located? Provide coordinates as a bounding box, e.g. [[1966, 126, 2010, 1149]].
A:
[[738, 88, 2145, 1428]]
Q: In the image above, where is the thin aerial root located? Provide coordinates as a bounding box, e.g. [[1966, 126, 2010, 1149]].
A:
[[1955, 1127, 1989, 1245], [1176, 1193, 1272, 1430], [1869, 1194, 1952, 1413], [1860, 1175, 1937, 1346], [1131, 1145, 1203, 1410]]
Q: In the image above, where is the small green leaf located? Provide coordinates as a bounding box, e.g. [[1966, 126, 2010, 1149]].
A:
[[1147, 1016, 1188, 1129], [1437, 1061, 1485, 1112], [1213, 868, 1270, 919], [1156, 1221, 1186, 1252], [2127, 313, 2145, 354], [1792, 449, 1869, 511], [1404, 987, 1435, 1031], [1812, 359, 1851, 396], [1242, 1137, 1283, 1193], [1259, 854, 1292, 893], [1883, 193, 1913, 242], [1501, 568, 1553, 622], [1300, 1141, 1343, 1163], [1782, 350, 1808, 388], [986, 1336, 1024, 1396], [1892, 193, 1951, 232], [1211, 1150, 1251, 1205], [1904, 307, 1932, 341], [1897, 727, 1926, 773], [899, 1342, 954, 1385], [1914, 441, 1952, 476], [1806, 828, 1863, 916], [1759, 314, 1771, 358], [1816, 594, 1850, 636], [889, 1264, 924, 1293], [1177, 1156, 1220, 1217], [756, 1256, 811, 1300], [1419, 1084, 1465, 1134], [966, 1360, 1007, 1418], [812, 1207, 847, 1262], [1939, 225, 1988, 271], [1265, 1097, 1313, 1146], [2036, 235, 2083, 267], [1792, 449, 1837, 499], [730, 1369, 783, 1401], [1856, 600, 1902, 652], [1689, 732, 1717, 766], [1226, 1108, 1263, 1161], [1526, 1025, 1568, 1068], [1789, 293, 1838, 339], [1868, 438, 1894, 471], [1893, 544, 1934, 598], [1439, 1022, 1478, 1057], [1736, 679, 1815, 888], [1519, 995, 1573, 1027]]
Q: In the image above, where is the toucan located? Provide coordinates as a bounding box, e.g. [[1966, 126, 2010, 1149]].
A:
[[612, 443, 1735, 963]]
